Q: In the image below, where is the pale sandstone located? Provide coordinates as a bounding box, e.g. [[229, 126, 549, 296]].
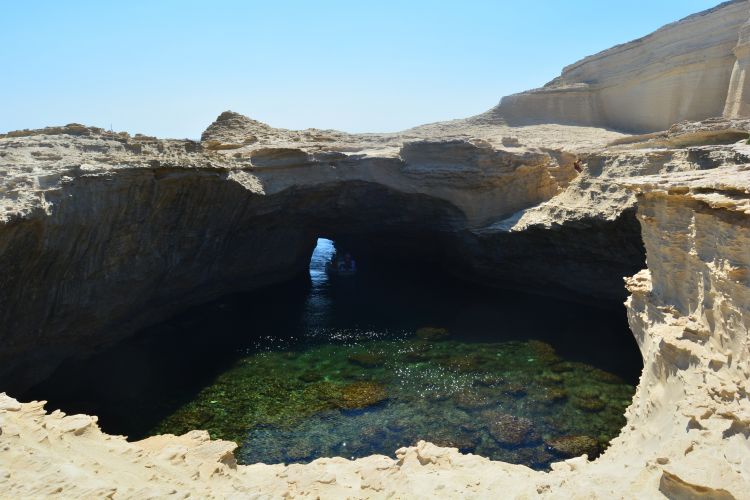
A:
[[1, 112, 749, 393], [1, 166, 748, 497], [493, 0, 750, 132], [0, 113, 643, 391], [2, 1, 750, 496]]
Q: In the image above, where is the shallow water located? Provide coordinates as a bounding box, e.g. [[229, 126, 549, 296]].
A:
[[25, 239, 641, 470]]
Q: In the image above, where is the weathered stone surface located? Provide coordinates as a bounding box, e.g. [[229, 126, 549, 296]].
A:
[[0, 110, 648, 391], [0, 132, 749, 500], [491, 1, 750, 132], [4, 114, 750, 392], [1, 3, 750, 497]]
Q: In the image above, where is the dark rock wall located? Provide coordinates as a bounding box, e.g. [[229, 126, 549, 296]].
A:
[[0, 172, 644, 391]]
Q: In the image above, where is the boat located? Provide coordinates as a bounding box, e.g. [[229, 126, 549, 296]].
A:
[[326, 253, 357, 276]]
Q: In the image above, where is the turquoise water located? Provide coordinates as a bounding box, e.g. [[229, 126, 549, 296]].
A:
[[25, 239, 640, 470]]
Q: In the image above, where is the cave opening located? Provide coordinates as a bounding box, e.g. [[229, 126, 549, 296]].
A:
[[22, 234, 643, 470]]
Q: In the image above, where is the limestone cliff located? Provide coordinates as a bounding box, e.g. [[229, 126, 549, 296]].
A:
[[2, 3, 750, 494], [0, 114, 639, 392], [492, 0, 750, 132], [4, 111, 750, 392], [1, 165, 747, 498]]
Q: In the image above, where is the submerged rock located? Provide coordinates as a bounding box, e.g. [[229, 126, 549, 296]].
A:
[[570, 386, 607, 412], [540, 387, 568, 404], [298, 370, 323, 383], [459, 419, 483, 433], [589, 368, 625, 385], [429, 432, 477, 453], [403, 351, 430, 363], [339, 382, 388, 410], [482, 412, 536, 447], [527, 340, 560, 364], [347, 352, 386, 368], [539, 372, 564, 385], [387, 418, 409, 432], [502, 382, 527, 398], [512, 445, 556, 470], [551, 362, 575, 373], [439, 355, 484, 373], [571, 396, 606, 412], [472, 374, 506, 387], [285, 441, 316, 462], [546, 435, 600, 458], [424, 389, 453, 402], [402, 343, 432, 363], [361, 425, 386, 442], [415, 327, 449, 341], [454, 390, 495, 410], [571, 386, 599, 399]]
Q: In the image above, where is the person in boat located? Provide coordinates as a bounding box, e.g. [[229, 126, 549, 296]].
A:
[[327, 251, 356, 273], [343, 253, 356, 272]]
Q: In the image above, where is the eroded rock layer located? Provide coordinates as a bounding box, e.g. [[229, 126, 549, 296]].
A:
[[1, 165, 747, 498], [2, 2, 750, 491], [492, 0, 750, 132], [5, 111, 750, 391], [0, 113, 638, 391]]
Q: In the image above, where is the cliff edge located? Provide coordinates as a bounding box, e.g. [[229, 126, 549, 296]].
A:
[[1, 165, 748, 498], [491, 0, 750, 132]]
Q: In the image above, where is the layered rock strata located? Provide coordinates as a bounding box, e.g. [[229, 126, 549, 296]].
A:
[[493, 0, 750, 132], [0, 113, 634, 391], [1, 1, 750, 494], [1, 165, 748, 498], [5, 111, 750, 391]]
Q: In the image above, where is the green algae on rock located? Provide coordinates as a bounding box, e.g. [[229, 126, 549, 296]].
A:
[[339, 382, 388, 409], [347, 352, 386, 368], [484, 412, 537, 447], [149, 337, 634, 470], [546, 435, 600, 458]]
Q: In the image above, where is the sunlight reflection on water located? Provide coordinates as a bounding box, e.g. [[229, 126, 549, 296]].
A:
[[304, 238, 335, 323]]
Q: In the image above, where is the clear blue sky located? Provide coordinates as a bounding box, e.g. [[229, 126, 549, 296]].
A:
[[1, 0, 721, 138]]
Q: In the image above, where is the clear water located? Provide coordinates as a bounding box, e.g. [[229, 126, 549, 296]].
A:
[[24, 239, 641, 470]]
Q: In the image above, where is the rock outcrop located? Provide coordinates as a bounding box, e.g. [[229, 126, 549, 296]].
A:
[[2, 2, 750, 496], [5, 111, 750, 392], [1, 165, 748, 498], [492, 0, 750, 132], [0, 113, 645, 391]]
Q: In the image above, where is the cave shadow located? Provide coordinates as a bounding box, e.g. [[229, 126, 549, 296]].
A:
[[22, 236, 643, 441], [17, 178, 644, 445]]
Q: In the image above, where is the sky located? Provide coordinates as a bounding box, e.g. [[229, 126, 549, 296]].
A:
[[1, 0, 722, 138]]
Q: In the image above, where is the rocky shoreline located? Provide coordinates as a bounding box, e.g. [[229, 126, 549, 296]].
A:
[[1, 165, 748, 497], [7, 110, 750, 392], [2, 1, 750, 497]]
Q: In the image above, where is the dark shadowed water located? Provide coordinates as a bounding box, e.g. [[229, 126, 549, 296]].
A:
[[24, 239, 642, 470]]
